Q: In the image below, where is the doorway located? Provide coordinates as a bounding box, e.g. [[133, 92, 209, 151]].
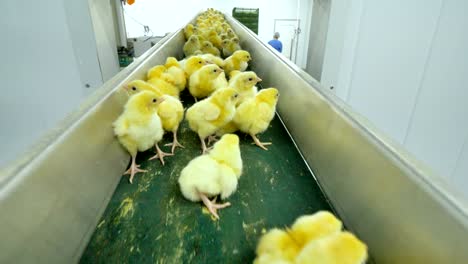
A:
[[273, 19, 301, 63]]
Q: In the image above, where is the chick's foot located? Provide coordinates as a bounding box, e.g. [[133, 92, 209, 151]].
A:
[[164, 131, 184, 154], [124, 156, 147, 184], [207, 135, 219, 146], [199, 193, 231, 220], [149, 144, 173, 165], [251, 134, 272, 150]]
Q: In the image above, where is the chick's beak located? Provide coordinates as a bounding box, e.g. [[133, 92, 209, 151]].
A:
[[122, 84, 131, 96], [156, 97, 166, 104], [256, 77, 262, 82]]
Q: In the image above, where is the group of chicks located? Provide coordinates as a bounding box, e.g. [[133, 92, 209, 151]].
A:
[[254, 211, 368, 264], [113, 8, 278, 219], [113, 8, 367, 263]]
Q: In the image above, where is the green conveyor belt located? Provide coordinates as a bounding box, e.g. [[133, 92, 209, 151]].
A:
[[80, 90, 333, 263]]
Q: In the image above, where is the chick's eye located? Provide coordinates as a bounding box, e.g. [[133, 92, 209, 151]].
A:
[[248, 78, 253, 81], [234, 94, 239, 98], [213, 69, 217, 72], [199, 61, 202, 64], [132, 87, 136, 91], [152, 99, 157, 103]]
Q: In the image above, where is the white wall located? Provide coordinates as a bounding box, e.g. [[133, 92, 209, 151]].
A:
[[64, 0, 104, 94], [88, 0, 121, 82], [0, 0, 84, 167], [0, 0, 120, 168], [123, 0, 311, 68], [320, 0, 468, 200]]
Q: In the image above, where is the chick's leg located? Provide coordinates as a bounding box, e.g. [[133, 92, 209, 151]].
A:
[[207, 135, 219, 146], [200, 136, 208, 154], [251, 134, 272, 150], [149, 143, 173, 165], [164, 131, 184, 154], [124, 154, 147, 184], [199, 193, 231, 220]]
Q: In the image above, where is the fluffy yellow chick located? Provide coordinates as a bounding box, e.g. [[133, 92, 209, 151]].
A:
[[178, 134, 242, 219], [113, 91, 165, 183], [227, 28, 238, 39], [125, 80, 184, 156], [254, 228, 300, 264], [222, 39, 233, 58], [164, 57, 186, 92], [222, 37, 241, 58], [223, 50, 251, 74], [200, 53, 225, 69], [213, 121, 238, 140], [183, 35, 202, 57], [233, 88, 279, 150], [186, 88, 239, 153], [229, 71, 262, 106], [288, 211, 343, 248], [213, 72, 261, 139], [147, 65, 170, 80], [184, 23, 197, 40], [201, 41, 221, 56], [219, 33, 228, 40], [189, 64, 226, 100], [181, 55, 208, 80], [207, 30, 223, 49], [295, 232, 368, 264], [229, 70, 241, 79], [146, 72, 180, 99], [125, 80, 158, 95]]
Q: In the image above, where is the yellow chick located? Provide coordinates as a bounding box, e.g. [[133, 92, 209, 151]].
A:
[[147, 65, 169, 80], [186, 88, 239, 153], [254, 228, 300, 264], [125, 79, 158, 95], [228, 71, 262, 106], [295, 232, 368, 264], [227, 28, 238, 39], [180, 55, 208, 81], [288, 211, 343, 248], [222, 37, 242, 58], [184, 23, 197, 40], [229, 70, 241, 79], [213, 121, 238, 140], [200, 53, 225, 69], [219, 33, 228, 40], [178, 134, 242, 219], [222, 39, 233, 58], [201, 41, 221, 56], [183, 35, 202, 57], [164, 57, 187, 92], [207, 30, 223, 49], [113, 91, 165, 183], [125, 80, 184, 156], [223, 50, 251, 74], [188, 64, 226, 100], [213, 72, 261, 139], [233, 88, 279, 150], [146, 72, 180, 99]]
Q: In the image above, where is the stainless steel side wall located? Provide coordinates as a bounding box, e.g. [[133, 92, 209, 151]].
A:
[[225, 16, 468, 264], [0, 31, 185, 263]]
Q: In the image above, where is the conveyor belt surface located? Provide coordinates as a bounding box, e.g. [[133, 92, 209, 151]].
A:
[[80, 92, 332, 263]]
